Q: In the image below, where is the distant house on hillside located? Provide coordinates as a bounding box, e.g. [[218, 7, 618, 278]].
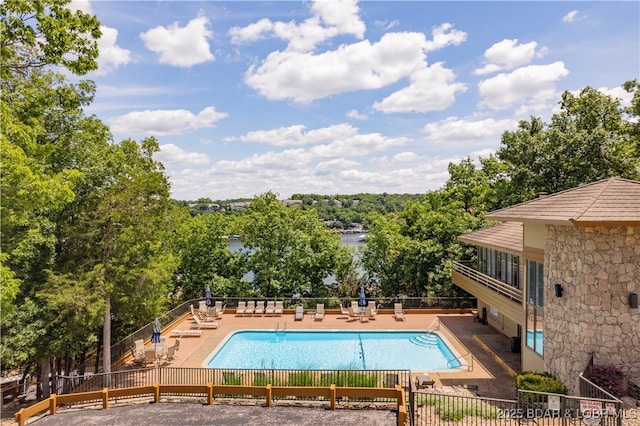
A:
[[452, 177, 640, 394], [229, 201, 250, 210]]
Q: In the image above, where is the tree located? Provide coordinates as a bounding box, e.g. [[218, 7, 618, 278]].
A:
[[173, 213, 248, 300], [240, 192, 351, 298], [497, 84, 640, 200]]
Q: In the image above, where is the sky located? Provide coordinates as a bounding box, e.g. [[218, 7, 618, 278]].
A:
[[71, 0, 639, 201]]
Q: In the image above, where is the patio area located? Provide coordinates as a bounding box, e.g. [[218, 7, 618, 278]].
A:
[[123, 308, 519, 400]]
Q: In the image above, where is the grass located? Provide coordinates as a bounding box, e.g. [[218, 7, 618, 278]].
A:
[[419, 394, 500, 421]]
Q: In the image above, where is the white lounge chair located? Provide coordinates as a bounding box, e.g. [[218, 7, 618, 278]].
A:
[[198, 300, 209, 316], [314, 303, 325, 321], [254, 301, 265, 316], [235, 301, 246, 316], [294, 305, 304, 321], [143, 349, 157, 367], [214, 301, 225, 317], [367, 301, 378, 319], [193, 315, 218, 329], [169, 329, 202, 337], [274, 301, 284, 316], [394, 303, 406, 321], [244, 300, 255, 316], [264, 301, 275, 316], [347, 306, 360, 321], [340, 305, 349, 317]]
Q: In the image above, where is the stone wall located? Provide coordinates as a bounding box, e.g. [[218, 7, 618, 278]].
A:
[[544, 225, 640, 394]]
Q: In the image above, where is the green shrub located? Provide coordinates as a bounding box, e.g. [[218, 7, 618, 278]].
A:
[[288, 371, 314, 386], [420, 394, 499, 421], [515, 371, 567, 402]]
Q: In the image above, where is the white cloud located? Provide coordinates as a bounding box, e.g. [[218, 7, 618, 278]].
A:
[[311, 0, 365, 39], [109, 106, 228, 136], [229, 18, 274, 44], [474, 39, 538, 75], [245, 32, 428, 102], [141, 15, 214, 67], [156, 144, 209, 166], [423, 117, 518, 146], [562, 10, 586, 23], [477, 62, 570, 110], [68, 0, 92, 14], [346, 109, 368, 120], [596, 85, 634, 107], [229, 0, 364, 52], [375, 19, 399, 31], [424, 23, 467, 52], [314, 158, 360, 175], [373, 62, 467, 113], [392, 152, 418, 163], [228, 123, 359, 146], [94, 26, 131, 75]]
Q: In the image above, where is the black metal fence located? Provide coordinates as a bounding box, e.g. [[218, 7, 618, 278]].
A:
[[410, 388, 624, 426], [55, 367, 410, 403]]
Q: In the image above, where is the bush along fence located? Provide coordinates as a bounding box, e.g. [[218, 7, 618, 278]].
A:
[[15, 382, 407, 426]]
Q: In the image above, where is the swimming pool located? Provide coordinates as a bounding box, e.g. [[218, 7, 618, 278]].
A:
[[205, 330, 462, 371]]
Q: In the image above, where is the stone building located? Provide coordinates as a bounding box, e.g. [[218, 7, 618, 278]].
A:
[[451, 177, 640, 393]]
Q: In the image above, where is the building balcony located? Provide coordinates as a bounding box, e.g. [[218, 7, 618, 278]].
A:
[[452, 261, 524, 323]]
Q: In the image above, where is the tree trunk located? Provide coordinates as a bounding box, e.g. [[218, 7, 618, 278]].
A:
[[40, 358, 50, 398], [102, 295, 111, 387]]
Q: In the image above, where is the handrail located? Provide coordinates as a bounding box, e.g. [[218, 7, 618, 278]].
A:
[[452, 261, 523, 304], [447, 351, 474, 371], [425, 318, 440, 334]]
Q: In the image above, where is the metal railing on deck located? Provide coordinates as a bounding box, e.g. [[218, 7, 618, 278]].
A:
[[452, 261, 522, 303]]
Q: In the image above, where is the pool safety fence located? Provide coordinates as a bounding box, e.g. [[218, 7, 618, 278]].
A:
[[54, 367, 411, 402], [411, 389, 623, 426]]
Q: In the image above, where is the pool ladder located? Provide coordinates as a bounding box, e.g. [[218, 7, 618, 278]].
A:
[[275, 321, 287, 342]]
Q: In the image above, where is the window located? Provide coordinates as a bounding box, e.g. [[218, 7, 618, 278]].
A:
[[526, 260, 544, 356]]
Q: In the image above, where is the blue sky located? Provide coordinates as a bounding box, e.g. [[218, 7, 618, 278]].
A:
[[72, 1, 639, 201]]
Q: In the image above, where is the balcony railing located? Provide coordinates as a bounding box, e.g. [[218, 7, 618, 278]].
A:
[[452, 261, 522, 304]]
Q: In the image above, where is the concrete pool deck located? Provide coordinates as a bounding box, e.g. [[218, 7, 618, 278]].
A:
[[123, 309, 519, 400]]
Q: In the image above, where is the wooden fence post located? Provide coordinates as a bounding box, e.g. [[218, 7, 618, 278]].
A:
[[49, 394, 57, 415], [330, 385, 336, 410], [206, 383, 213, 405], [265, 384, 272, 407], [153, 383, 159, 403], [102, 388, 109, 409]]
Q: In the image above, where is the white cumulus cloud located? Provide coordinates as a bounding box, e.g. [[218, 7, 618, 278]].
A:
[[474, 39, 539, 75], [95, 26, 131, 75], [156, 144, 210, 166], [373, 62, 467, 113], [141, 15, 215, 67], [424, 23, 467, 52], [562, 10, 586, 23], [423, 117, 518, 146], [477, 62, 569, 110], [109, 106, 228, 136], [346, 109, 368, 120], [245, 32, 428, 102]]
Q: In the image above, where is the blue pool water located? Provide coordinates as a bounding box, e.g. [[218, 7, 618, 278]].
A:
[[206, 331, 462, 371]]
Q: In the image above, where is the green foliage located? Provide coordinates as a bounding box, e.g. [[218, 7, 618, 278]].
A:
[[1, 0, 101, 77], [240, 192, 353, 298], [288, 371, 314, 386], [515, 372, 568, 396], [319, 371, 377, 387], [420, 394, 499, 421]]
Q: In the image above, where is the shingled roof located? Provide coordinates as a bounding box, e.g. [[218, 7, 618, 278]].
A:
[[458, 221, 523, 253], [485, 177, 640, 225]]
